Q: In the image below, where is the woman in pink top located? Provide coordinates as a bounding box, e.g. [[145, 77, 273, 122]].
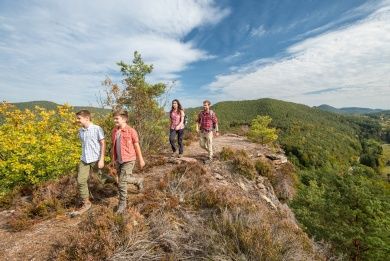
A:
[[169, 99, 185, 157]]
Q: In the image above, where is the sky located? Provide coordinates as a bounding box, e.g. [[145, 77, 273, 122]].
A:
[[0, 0, 389, 109]]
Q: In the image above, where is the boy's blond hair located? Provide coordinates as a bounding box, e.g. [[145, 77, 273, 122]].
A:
[[203, 100, 211, 105]]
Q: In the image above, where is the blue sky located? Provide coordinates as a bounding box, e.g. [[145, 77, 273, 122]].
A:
[[1, 0, 389, 109]]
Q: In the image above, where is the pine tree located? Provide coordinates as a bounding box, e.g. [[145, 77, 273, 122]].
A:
[[247, 115, 278, 145]]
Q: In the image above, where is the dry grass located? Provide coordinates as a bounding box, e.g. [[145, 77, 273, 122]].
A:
[[232, 154, 257, 180], [256, 159, 298, 201], [50, 205, 145, 260], [7, 175, 78, 231], [219, 147, 257, 180], [136, 155, 167, 173], [203, 203, 323, 260], [4, 158, 323, 260], [6, 173, 118, 231], [255, 159, 273, 176], [219, 146, 236, 161], [183, 129, 198, 147]]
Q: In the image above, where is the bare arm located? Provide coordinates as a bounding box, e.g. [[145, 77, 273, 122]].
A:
[[134, 142, 145, 169], [111, 143, 115, 166], [180, 110, 185, 125], [213, 114, 219, 135], [98, 139, 105, 168], [176, 110, 185, 130], [196, 113, 200, 133]]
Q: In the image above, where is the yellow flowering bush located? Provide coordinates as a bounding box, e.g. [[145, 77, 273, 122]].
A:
[[0, 102, 80, 198]]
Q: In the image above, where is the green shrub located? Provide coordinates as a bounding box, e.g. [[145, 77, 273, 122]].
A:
[[0, 103, 79, 199], [247, 115, 278, 145]]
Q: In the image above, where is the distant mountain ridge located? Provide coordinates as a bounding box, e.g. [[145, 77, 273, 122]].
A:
[[315, 104, 384, 115], [11, 101, 110, 115]]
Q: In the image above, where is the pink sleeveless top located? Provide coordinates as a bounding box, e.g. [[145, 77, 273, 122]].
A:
[[170, 110, 183, 130]]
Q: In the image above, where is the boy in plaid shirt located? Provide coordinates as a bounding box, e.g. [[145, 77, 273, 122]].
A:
[[111, 110, 145, 214], [71, 110, 114, 217], [196, 100, 219, 163]]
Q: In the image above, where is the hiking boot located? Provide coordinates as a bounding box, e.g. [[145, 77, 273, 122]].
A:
[[128, 177, 144, 193], [178, 154, 183, 158], [70, 199, 91, 217], [136, 179, 144, 191], [171, 151, 178, 158], [133, 178, 144, 192], [204, 158, 213, 164], [102, 174, 118, 186], [116, 200, 127, 214]]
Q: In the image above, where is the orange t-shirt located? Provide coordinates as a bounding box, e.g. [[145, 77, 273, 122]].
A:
[[111, 125, 139, 163]]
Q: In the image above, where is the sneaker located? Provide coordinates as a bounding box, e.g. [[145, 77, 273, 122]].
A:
[[70, 199, 92, 217], [178, 154, 183, 158], [116, 200, 127, 214]]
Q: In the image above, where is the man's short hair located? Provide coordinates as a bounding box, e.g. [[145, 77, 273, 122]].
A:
[[203, 100, 211, 105], [76, 110, 91, 119], [113, 110, 128, 119]]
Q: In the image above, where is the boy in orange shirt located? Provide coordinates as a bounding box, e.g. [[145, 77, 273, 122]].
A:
[[111, 110, 145, 214]]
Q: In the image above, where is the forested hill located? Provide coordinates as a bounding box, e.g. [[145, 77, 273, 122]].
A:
[[315, 104, 384, 115], [11, 101, 110, 115], [187, 98, 381, 168], [186, 98, 389, 259]]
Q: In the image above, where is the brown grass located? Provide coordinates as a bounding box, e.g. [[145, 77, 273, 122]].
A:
[[232, 153, 257, 180], [255, 158, 273, 176], [219, 147, 257, 180], [50, 205, 145, 260], [206, 206, 321, 260], [7, 175, 78, 231], [5, 159, 323, 260], [256, 159, 298, 201], [219, 146, 236, 160], [6, 173, 118, 231], [183, 129, 198, 147]]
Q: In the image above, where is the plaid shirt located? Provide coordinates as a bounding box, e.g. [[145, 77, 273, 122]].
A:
[[111, 125, 139, 163], [79, 124, 105, 164], [197, 110, 218, 132]]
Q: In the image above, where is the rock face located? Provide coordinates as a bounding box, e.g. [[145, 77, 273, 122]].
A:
[[265, 153, 288, 164]]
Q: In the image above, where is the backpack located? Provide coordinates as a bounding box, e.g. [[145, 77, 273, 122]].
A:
[[183, 114, 188, 127]]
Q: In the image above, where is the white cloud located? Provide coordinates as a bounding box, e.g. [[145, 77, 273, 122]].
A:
[[0, 0, 229, 105], [222, 51, 242, 62], [250, 25, 266, 37], [207, 2, 390, 109]]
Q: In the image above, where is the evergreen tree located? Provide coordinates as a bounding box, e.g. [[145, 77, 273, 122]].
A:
[[247, 115, 278, 145], [102, 51, 168, 154]]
